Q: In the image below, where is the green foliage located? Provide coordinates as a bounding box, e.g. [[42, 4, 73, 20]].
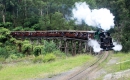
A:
[[16, 40, 23, 46], [32, 24, 40, 30], [33, 55, 43, 63], [50, 12, 66, 30], [0, 57, 5, 62], [22, 44, 32, 55], [43, 53, 56, 62], [0, 27, 10, 43], [23, 27, 35, 31], [0, 0, 98, 30], [43, 41, 57, 53], [0, 42, 3, 47], [52, 50, 66, 59], [0, 22, 13, 29], [13, 26, 24, 31], [22, 40, 32, 55], [15, 53, 25, 58], [121, 22, 130, 52], [33, 46, 43, 56], [0, 47, 8, 58], [10, 38, 17, 44], [5, 46, 13, 51], [6, 53, 24, 62], [15, 40, 23, 52], [8, 54, 18, 60]]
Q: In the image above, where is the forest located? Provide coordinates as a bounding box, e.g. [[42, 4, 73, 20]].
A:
[[0, 0, 130, 59]]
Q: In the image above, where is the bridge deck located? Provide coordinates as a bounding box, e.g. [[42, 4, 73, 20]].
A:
[[11, 30, 95, 40]]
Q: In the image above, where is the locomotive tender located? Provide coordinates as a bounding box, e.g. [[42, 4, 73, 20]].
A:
[[11, 30, 114, 51]]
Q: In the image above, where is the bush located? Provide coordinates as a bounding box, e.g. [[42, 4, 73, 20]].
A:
[[43, 53, 56, 62], [33, 46, 43, 56], [0, 47, 8, 58], [0, 57, 5, 62], [8, 54, 18, 59], [16, 40, 23, 52], [53, 50, 66, 59], [6, 53, 24, 62], [33, 55, 43, 63], [12, 26, 24, 31], [22, 40, 32, 55], [0, 27, 10, 43], [43, 41, 57, 53], [15, 53, 25, 58], [23, 27, 34, 31]]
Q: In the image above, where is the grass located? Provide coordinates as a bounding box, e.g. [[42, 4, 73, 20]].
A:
[[103, 52, 130, 72], [93, 52, 130, 80], [110, 52, 130, 71], [0, 54, 94, 80], [99, 52, 130, 80]]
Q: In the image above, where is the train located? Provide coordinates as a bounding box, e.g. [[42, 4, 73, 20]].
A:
[[11, 30, 114, 51], [94, 29, 114, 50]]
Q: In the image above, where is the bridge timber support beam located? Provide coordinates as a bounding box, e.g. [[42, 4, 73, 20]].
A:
[[15, 37, 92, 55]]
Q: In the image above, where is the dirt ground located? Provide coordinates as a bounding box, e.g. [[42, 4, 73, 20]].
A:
[[33, 52, 108, 80], [32, 54, 130, 80]]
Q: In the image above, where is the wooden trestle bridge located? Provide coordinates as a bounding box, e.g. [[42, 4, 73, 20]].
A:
[[11, 30, 95, 55]]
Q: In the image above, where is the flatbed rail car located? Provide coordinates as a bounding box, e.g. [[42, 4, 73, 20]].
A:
[[11, 30, 95, 40]]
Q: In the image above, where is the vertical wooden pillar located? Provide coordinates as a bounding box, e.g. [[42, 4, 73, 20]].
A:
[[54, 39, 58, 49], [71, 40, 74, 55], [58, 40, 62, 50], [78, 41, 82, 53], [65, 40, 68, 56], [84, 41, 87, 53], [38, 38, 41, 45], [72, 40, 76, 56], [81, 41, 84, 53], [30, 39, 33, 45], [36, 39, 39, 45], [30, 39, 34, 51]]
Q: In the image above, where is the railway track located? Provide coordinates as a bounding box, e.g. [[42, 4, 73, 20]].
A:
[[35, 51, 111, 80], [66, 51, 110, 80]]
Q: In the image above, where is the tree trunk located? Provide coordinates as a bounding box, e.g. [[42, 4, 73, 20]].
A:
[[40, 8, 43, 16], [2, 10, 5, 24], [24, 0, 27, 18]]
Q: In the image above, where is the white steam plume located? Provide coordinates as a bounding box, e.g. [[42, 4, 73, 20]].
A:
[[88, 39, 102, 53], [113, 42, 122, 51], [72, 2, 115, 30]]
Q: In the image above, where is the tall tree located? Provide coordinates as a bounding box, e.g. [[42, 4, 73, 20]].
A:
[[0, 1, 5, 24]]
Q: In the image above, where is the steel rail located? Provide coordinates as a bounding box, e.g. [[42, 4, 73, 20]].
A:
[[67, 51, 110, 80]]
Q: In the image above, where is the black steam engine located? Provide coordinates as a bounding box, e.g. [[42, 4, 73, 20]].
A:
[[95, 29, 114, 50]]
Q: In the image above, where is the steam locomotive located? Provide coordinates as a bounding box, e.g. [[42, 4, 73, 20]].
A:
[[94, 29, 114, 50]]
